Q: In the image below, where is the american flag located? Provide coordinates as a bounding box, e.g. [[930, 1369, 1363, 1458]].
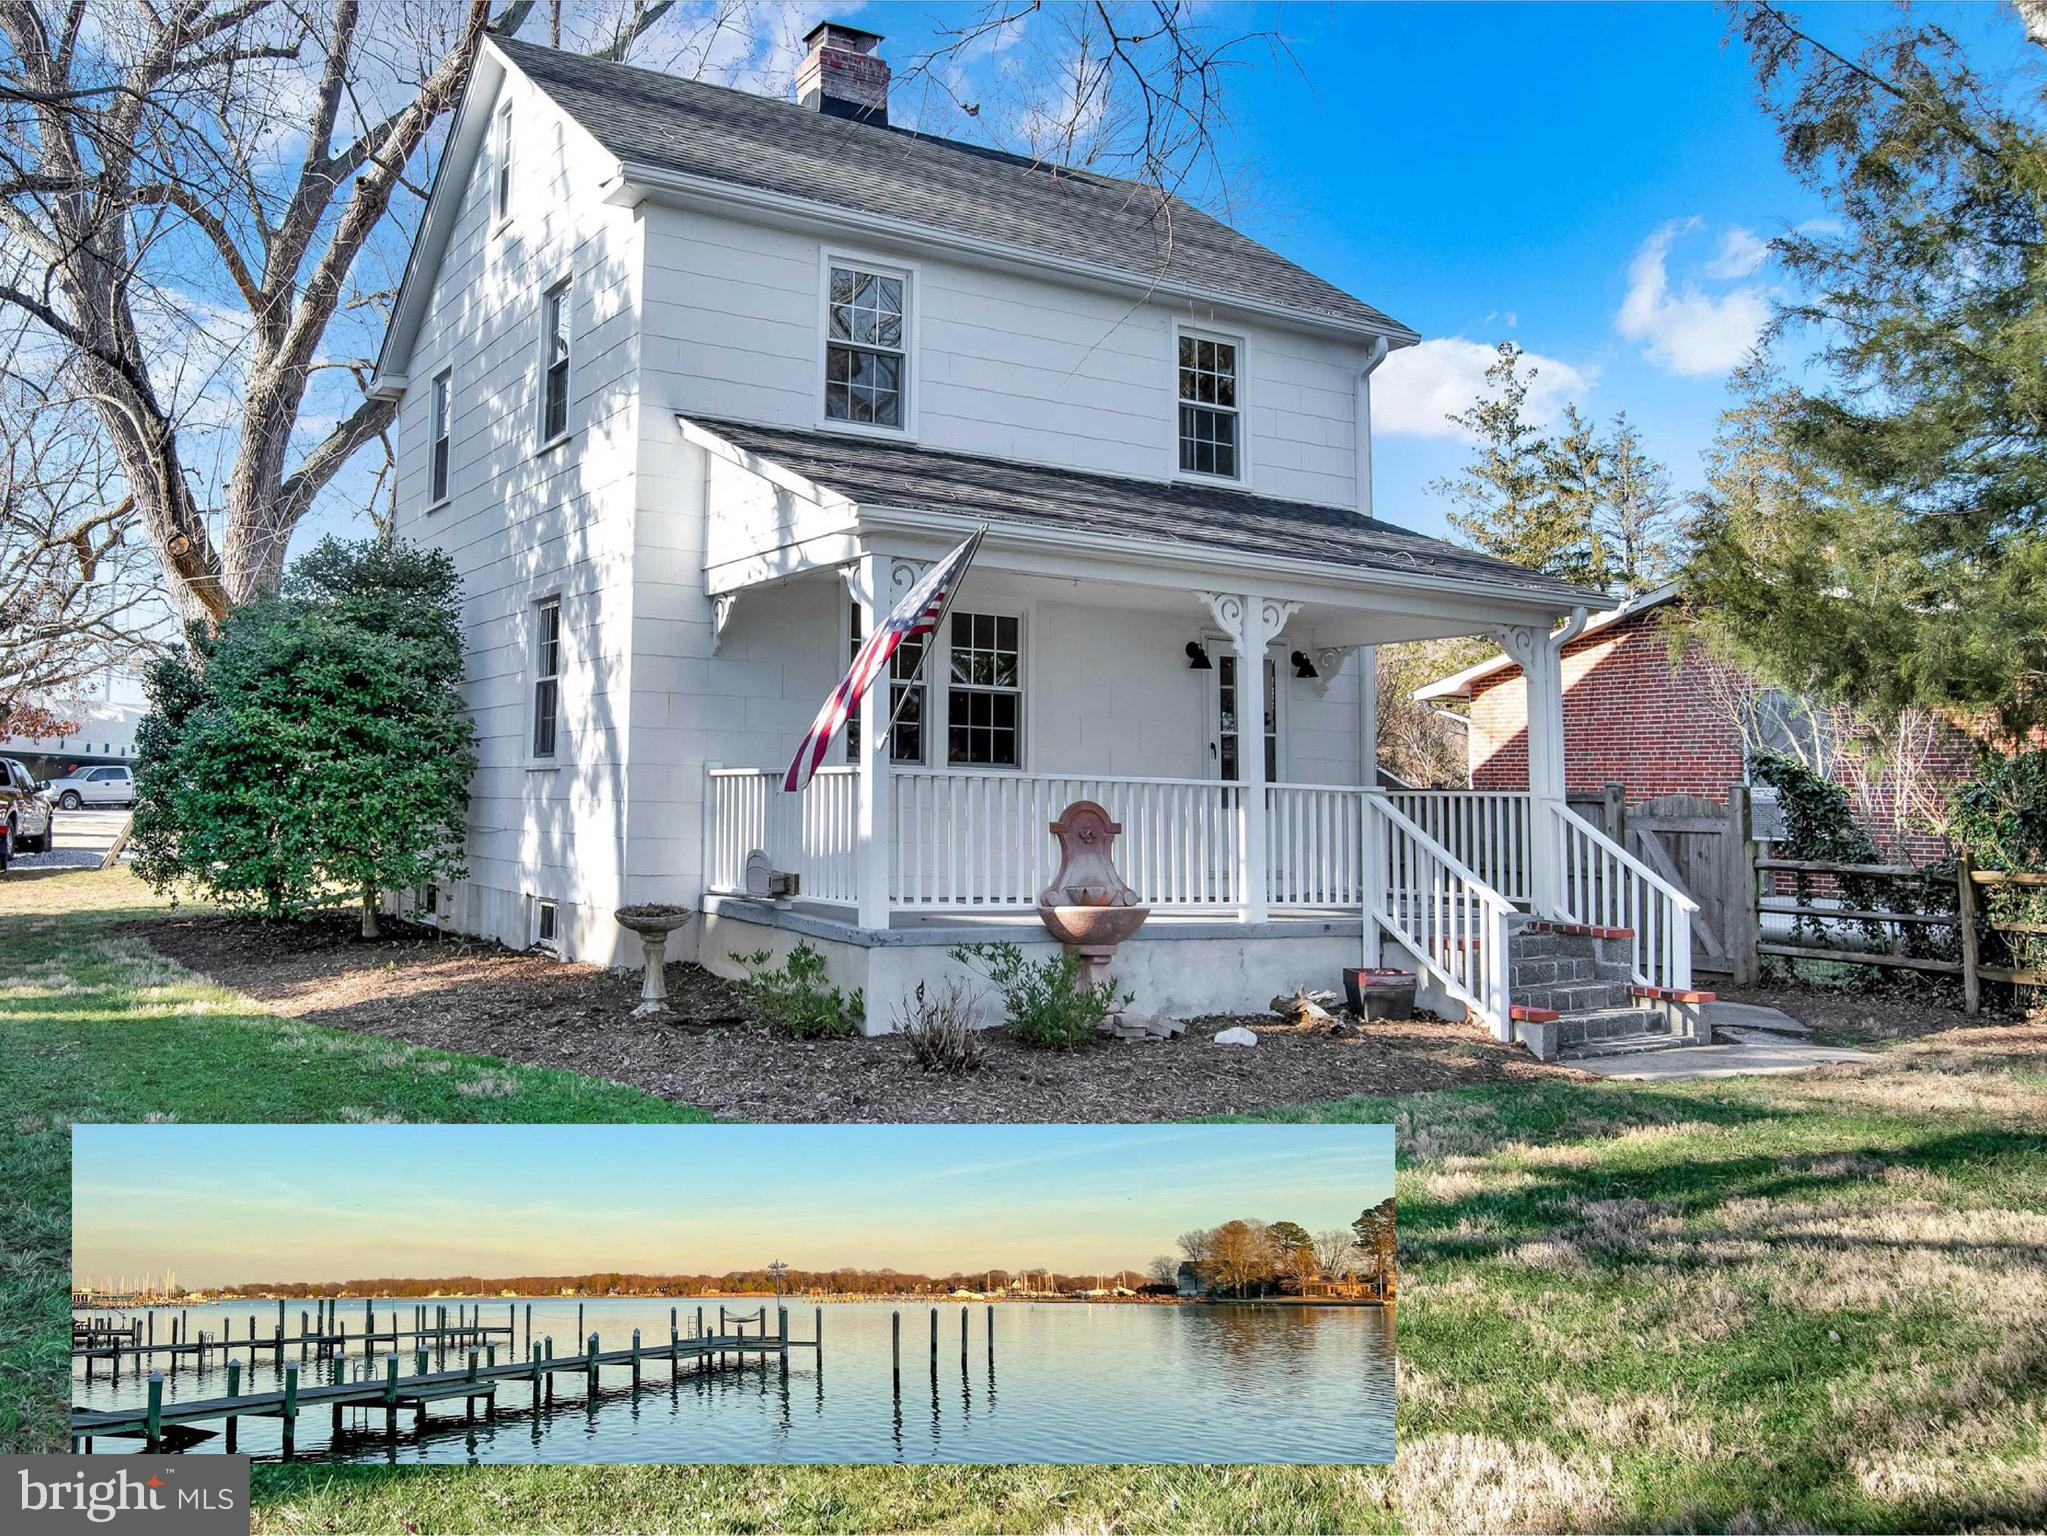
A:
[[783, 528, 985, 793]]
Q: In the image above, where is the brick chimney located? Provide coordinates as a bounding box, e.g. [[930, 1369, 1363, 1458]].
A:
[[797, 22, 889, 126]]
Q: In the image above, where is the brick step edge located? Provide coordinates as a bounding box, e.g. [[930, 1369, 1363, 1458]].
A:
[[1510, 1003, 1560, 1023], [1522, 921, 1636, 940], [1630, 985, 1718, 1004]]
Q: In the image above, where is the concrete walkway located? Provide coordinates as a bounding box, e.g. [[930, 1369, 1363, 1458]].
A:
[[1576, 1024, 1879, 1081]]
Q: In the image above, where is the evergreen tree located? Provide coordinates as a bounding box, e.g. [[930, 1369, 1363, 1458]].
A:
[[1599, 414, 1683, 594], [1687, 5, 2047, 735], [134, 538, 476, 933], [1432, 343, 1587, 581]]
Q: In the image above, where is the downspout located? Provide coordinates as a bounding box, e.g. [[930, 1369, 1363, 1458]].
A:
[[1356, 337, 1391, 520]]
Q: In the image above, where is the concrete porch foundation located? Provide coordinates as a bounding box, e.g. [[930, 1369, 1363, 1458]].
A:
[[701, 897, 1436, 1034]]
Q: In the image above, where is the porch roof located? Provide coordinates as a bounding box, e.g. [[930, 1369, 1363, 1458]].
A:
[[690, 416, 1599, 607]]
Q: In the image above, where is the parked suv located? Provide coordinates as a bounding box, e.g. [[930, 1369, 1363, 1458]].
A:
[[0, 756, 54, 866], [45, 764, 135, 809]]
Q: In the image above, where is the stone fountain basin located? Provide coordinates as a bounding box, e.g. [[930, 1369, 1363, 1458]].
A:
[[1036, 903, 1150, 948], [614, 904, 694, 938]]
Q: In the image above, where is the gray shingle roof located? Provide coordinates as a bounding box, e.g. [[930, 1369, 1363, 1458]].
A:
[[494, 37, 1413, 339], [691, 416, 1592, 601]]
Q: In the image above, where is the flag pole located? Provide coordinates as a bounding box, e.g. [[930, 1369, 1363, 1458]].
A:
[[873, 523, 987, 749]]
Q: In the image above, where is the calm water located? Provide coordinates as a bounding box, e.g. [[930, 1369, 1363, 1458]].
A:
[[73, 1298, 1394, 1464]]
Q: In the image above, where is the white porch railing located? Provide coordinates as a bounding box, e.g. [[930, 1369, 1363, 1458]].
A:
[[704, 767, 859, 905], [1266, 784, 1372, 909], [1552, 802, 1696, 991], [892, 769, 1241, 910], [1366, 794, 1513, 1036], [1385, 790, 1532, 905]]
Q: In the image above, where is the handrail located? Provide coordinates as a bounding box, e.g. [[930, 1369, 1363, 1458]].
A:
[[1554, 803, 1698, 912], [1371, 796, 1517, 915], [1365, 795, 1513, 1038]]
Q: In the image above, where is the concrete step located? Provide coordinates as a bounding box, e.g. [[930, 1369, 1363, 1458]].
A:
[[1555, 1006, 1672, 1047], [1514, 981, 1638, 1016], [1562, 1031, 1701, 1061]]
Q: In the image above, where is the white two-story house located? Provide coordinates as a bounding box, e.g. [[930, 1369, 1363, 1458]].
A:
[[371, 23, 1702, 1052]]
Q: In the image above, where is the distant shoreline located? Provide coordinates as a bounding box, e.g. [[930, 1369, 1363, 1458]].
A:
[[75, 1291, 1391, 1309]]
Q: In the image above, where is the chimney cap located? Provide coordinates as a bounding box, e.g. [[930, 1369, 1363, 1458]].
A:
[[803, 21, 885, 49]]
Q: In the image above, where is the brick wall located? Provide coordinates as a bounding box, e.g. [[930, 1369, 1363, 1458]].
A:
[[1463, 609, 1980, 863], [1468, 620, 1745, 801]]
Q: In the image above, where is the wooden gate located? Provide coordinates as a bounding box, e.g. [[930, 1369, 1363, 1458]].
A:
[[1612, 791, 1747, 980]]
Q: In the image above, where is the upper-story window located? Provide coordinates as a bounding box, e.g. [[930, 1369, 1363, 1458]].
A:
[[429, 369, 452, 504], [492, 101, 513, 225], [1178, 332, 1240, 479], [540, 279, 571, 442], [824, 261, 907, 429]]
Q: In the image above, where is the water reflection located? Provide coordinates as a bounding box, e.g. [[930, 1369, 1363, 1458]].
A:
[[73, 1298, 1393, 1465]]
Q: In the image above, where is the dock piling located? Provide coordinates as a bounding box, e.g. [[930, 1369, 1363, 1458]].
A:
[[929, 1307, 937, 1366], [145, 1372, 163, 1452], [281, 1363, 298, 1460], [226, 1360, 241, 1452], [631, 1329, 641, 1388]]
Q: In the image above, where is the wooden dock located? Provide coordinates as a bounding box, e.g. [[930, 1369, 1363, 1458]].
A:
[[72, 1306, 822, 1458]]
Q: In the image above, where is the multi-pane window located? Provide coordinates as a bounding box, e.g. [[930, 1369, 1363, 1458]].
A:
[[429, 369, 451, 504], [492, 102, 513, 224], [1178, 333, 1240, 478], [845, 605, 926, 763], [540, 280, 571, 441], [531, 598, 561, 759], [946, 612, 1021, 767], [825, 263, 906, 428]]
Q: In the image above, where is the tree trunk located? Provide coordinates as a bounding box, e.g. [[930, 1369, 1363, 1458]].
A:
[[360, 882, 380, 940]]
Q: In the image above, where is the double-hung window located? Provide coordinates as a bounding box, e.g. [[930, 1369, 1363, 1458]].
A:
[[824, 261, 907, 428], [1178, 332, 1241, 478], [540, 279, 571, 442], [492, 102, 513, 225], [429, 369, 452, 504], [531, 598, 561, 760], [845, 605, 927, 763], [946, 612, 1021, 767]]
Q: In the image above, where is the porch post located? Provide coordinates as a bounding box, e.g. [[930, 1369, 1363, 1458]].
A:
[[853, 553, 893, 929], [1199, 592, 1299, 924], [1358, 645, 1382, 965], [1357, 645, 1379, 788], [1500, 611, 1587, 919]]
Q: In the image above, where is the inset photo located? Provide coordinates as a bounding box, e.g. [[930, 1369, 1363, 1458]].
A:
[[70, 1123, 1395, 1465]]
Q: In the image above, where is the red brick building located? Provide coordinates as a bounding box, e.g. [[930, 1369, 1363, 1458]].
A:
[[1412, 583, 1981, 862]]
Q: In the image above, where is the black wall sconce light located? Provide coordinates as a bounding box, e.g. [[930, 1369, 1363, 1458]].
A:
[[1185, 641, 1213, 671], [1291, 650, 1319, 680]]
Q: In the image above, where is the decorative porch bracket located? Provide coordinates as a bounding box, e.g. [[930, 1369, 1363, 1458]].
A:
[[1196, 591, 1300, 922], [1496, 607, 1589, 919]]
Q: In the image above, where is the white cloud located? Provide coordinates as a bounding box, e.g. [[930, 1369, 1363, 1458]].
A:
[[1705, 226, 1770, 279], [1374, 337, 1594, 439], [1616, 218, 1772, 377]]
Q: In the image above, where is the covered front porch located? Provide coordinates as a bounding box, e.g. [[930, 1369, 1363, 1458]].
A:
[[683, 414, 1695, 1041]]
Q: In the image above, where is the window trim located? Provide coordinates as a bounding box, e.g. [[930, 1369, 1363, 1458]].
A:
[[941, 605, 1029, 772], [491, 99, 514, 230], [528, 593, 563, 767], [536, 274, 572, 452], [815, 246, 919, 440], [1202, 630, 1288, 783], [1171, 320, 1250, 486], [428, 367, 452, 508], [531, 896, 559, 953]]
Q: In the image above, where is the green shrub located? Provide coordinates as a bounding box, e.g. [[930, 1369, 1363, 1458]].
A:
[[730, 943, 862, 1038], [133, 537, 476, 934], [949, 942, 1127, 1050]]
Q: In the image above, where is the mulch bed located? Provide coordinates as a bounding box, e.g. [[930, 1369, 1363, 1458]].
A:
[[137, 912, 1577, 1123], [1717, 976, 2034, 1046]]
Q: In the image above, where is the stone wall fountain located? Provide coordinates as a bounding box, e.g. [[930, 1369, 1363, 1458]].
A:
[[1035, 801, 1179, 1039]]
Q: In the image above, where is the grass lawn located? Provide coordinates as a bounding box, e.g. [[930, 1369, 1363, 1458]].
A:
[[7, 866, 2046, 1530]]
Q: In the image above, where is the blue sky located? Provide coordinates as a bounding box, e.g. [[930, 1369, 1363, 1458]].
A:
[[73, 1124, 1395, 1287]]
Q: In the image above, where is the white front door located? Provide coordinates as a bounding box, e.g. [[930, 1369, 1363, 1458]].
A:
[[1205, 642, 1281, 784]]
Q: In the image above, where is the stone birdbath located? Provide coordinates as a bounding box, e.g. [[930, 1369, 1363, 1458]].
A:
[[614, 904, 694, 1018], [1035, 800, 1150, 997]]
